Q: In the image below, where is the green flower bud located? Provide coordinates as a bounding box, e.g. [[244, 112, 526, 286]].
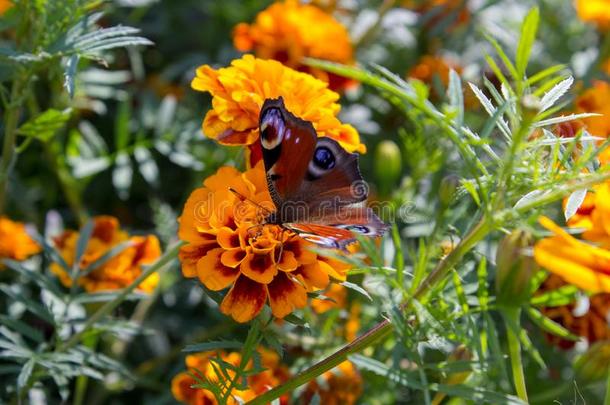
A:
[[374, 140, 402, 197], [574, 341, 610, 384], [439, 174, 459, 207], [495, 230, 538, 307]]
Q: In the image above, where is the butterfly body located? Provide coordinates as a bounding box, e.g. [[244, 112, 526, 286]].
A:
[[258, 97, 387, 249]]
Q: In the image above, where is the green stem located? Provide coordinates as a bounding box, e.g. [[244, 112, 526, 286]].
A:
[[604, 367, 610, 405], [57, 242, 182, 352], [247, 217, 491, 405], [503, 308, 528, 402], [0, 77, 26, 215]]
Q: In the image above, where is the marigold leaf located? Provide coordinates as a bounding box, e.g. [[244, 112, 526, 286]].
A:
[[182, 340, 243, 353], [526, 307, 579, 341], [515, 7, 540, 80], [17, 109, 72, 142]]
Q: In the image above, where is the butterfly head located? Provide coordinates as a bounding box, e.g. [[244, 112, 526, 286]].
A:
[[260, 97, 290, 151]]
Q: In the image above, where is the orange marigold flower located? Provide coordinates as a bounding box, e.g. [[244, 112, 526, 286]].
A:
[[178, 162, 351, 323], [191, 55, 364, 154], [575, 81, 610, 138], [575, 0, 610, 29], [409, 55, 461, 87], [51, 216, 161, 293], [311, 283, 347, 314], [171, 348, 289, 404], [302, 360, 363, 405], [232, 0, 354, 91], [0, 216, 40, 265], [537, 274, 610, 349], [533, 216, 610, 293], [0, 0, 12, 15]]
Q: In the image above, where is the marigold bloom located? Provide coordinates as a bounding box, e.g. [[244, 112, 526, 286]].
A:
[[233, 1, 354, 91], [0, 0, 12, 15], [575, 81, 610, 139], [51, 216, 161, 293], [533, 216, 610, 293], [191, 55, 364, 154], [178, 162, 351, 322], [409, 55, 460, 88], [0, 216, 40, 265], [575, 0, 610, 29], [311, 283, 347, 314], [302, 360, 363, 405], [171, 349, 289, 404], [537, 274, 610, 349]]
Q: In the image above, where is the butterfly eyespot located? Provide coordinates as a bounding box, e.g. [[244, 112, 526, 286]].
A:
[[260, 108, 285, 149], [313, 146, 336, 170]]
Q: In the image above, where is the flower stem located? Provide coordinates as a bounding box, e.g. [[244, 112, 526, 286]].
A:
[[0, 77, 26, 215], [57, 242, 183, 352], [503, 308, 528, 402], [247, 217, 491, 405], [604, 364, 610, 405]]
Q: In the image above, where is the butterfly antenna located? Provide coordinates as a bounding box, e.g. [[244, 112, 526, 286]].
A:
[[228, 187, 273, 215]]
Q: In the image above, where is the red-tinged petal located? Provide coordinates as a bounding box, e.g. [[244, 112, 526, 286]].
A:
[[197, 248, 240, 291], [220, 275, 267, 322], [267, 272, 307, 318], [217, 227, 242, 250], [276, 250, 298, 272], [179, 242, 219, 278], [295, 262, 330, 291], [283, 238, 317, 264], [241, 250, 278, 284], [221, 248, 247, 268]]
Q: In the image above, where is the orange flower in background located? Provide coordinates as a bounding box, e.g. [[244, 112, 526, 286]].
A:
[[574, 81, 610, 138], [537, 274, 610, 349], [0, 216, 40, 265], [0, 0, 12, 15], [408, 55, 462, 99], [302, 360, 363, 405], [191, 55, 364, 154], [575, 0, 610, 29], [171, 349, 289, 404], [51, 216, 161, 293], [311, 282, 347, 314], [533, 216, 610, 293], [233, 0, 354, 91], [178, 162, 351, 322]]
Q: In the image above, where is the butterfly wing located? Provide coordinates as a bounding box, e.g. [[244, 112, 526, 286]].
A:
[[286, 206, 388, 250], [259, 97, 366, 220]]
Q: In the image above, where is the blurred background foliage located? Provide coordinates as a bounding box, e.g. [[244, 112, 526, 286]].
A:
[[3, 0, 610, 403]]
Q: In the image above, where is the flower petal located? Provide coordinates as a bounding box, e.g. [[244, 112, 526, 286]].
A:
[[267, 272, 307, 318], [220, 275, 267, 322], [241, 250, 278, 284], [221, 248, 247, 268], [197, 248, 240, 291], [295, 262, 330, 291]]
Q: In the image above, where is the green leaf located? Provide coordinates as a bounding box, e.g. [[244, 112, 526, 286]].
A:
[[530, 284, 578, 307], [447, 69, 464, 126], [515, 7, 540, 79], [17, 109, 72, 142], [526, 307, 579, 341], [80, 240, 135, 278], [341, 281, 372, 301], [0, 316, 44, 343], [460, 180, 481, 206], [72, 220, 95, 283], [17, 358, 35, 392]]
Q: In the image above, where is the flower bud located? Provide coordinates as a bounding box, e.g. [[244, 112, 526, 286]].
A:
[[495, 230, 538, 307], [374, 140, 402, 197], [439, 174, 459, 207], [574, 341, 610, 383]]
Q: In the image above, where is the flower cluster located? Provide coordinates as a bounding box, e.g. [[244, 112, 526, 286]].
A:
[[302, 360, 363, 405], [178, 162, 351, 322], [190, 55, 364, 155], [171, 349, 289, 404], [51, 216, 161, 293], [534, 181, 610, 293], [575, 0, 610, 29], [0, 216, 40, 265], [537, 274, 610, 349], [233, 0, 354, 91]]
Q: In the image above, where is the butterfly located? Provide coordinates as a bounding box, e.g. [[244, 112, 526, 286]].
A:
[[255, 96, 388, 250]]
